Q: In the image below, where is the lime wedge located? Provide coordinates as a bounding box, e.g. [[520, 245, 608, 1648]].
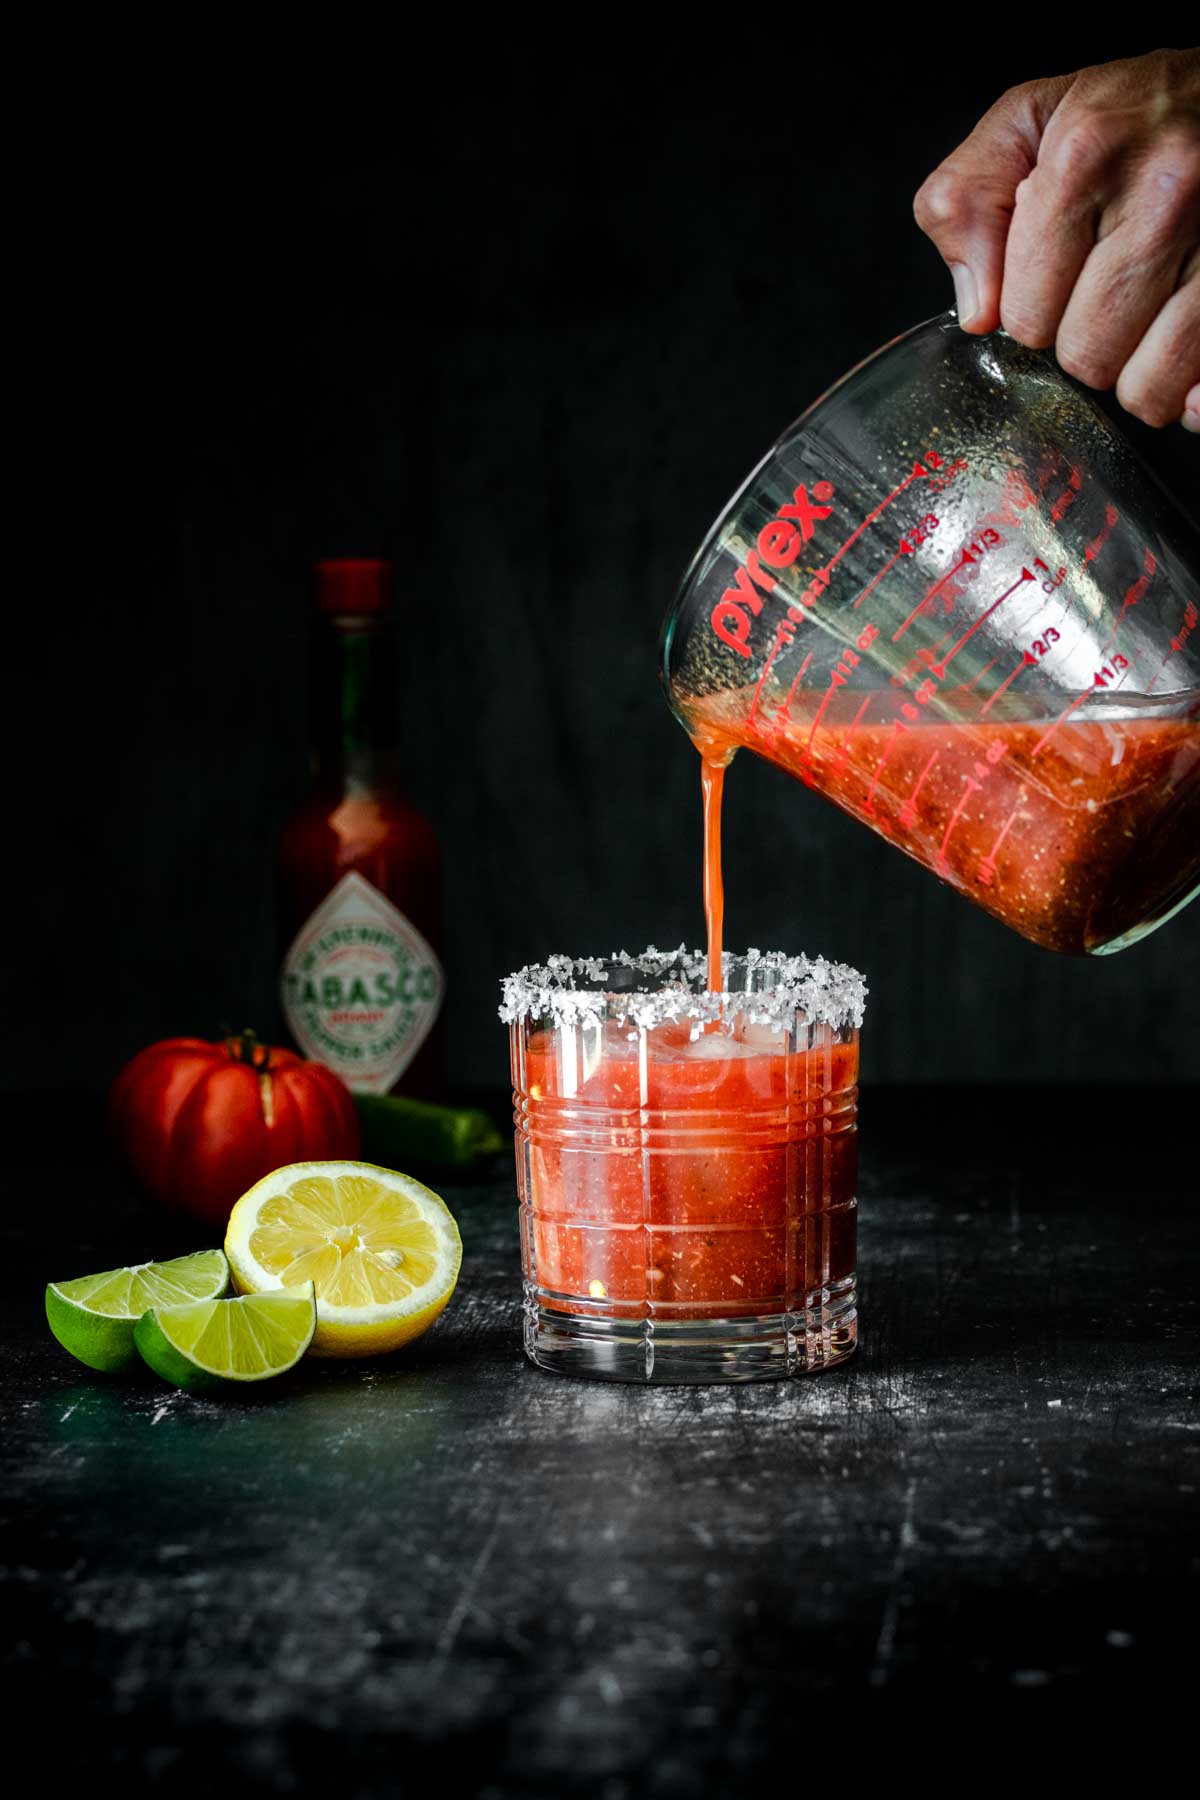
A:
[[134, 1282, 317, 1393], [46, 1249, 231, 1373]]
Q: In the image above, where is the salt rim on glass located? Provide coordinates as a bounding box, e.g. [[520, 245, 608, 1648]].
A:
[[498, 945, 866, 1041]]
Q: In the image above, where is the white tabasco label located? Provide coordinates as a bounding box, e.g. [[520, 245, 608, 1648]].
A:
[[281, 871, 443, 1092]]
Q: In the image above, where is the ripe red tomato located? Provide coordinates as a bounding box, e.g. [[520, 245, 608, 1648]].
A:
[[109, 1032, 360, 1229]]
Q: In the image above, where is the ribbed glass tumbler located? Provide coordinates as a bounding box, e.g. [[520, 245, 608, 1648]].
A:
[[500, 948, 866, 1384]]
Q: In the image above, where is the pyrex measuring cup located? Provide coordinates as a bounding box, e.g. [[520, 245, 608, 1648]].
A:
[[661, 313, 1200, 955]]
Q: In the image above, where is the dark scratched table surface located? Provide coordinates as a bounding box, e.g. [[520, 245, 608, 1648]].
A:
[[1, 1088, 1196, 1792]]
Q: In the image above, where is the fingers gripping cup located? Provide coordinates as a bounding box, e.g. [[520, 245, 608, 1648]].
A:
[[501, 948, 866, 1384]]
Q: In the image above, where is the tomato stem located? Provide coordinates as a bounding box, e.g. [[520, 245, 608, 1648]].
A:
[[224, 1027, 272, 1072], [222, 1030, 277, 1128]]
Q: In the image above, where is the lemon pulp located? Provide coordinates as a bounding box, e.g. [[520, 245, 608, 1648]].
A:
[[225, 1162, 462, 1358]]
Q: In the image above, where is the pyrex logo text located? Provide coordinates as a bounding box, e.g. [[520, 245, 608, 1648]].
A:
[[711, 480, 835, 657]]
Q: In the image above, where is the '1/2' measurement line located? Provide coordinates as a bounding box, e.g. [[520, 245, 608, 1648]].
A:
[[832, 694, 876, 770]]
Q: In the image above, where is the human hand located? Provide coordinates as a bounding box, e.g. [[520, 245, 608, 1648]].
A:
[[913, 49, 1200, 431]]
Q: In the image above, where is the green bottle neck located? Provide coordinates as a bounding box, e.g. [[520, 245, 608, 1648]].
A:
[[311, 614, 400, 790]]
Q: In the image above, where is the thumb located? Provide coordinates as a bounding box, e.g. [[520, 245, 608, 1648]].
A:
[[914, 74, 1074, 333]]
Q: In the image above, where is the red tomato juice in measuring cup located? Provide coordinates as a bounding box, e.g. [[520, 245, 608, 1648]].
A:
[[688, 693, 1200, 955], [521, 1021, 858, 1321]]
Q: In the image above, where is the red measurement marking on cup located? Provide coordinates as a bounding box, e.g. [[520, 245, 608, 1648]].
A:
[[851, 514, 943, 611], [863, 719, 908, 815], [935, 775, 983, 874], [928, 569, 1035, 678], [1033, 558, 1067, 593], [1145, 599, 1199, 693], [748, 639, 785, 730], [897, 514, 940, 557], [1083, 504, 1120, 566], [978, 625, 1061, 719], [978, 468, 1040, 535], [1033, 688, 1091, 755], [846, 692, 874, 737], [1094, 652, 1134, 689], [1032, 655, 1136, 755], [1048, 466, 1082, 523], [979, 653, 1034, 717], [850, 549, 903, 611], [1173, 601, 1199, 654], [979, 614, 1069, 715], [802, 688, 835, 757], [891, 564, 962, 643], [898, 747, 941, 827], [799, 626, 882, 760], [1101, 548, 1158, 656], [892, 630, 976, 718], [774, 651, 814, 725], [797, 455, 949, 614], [957, 654, 1002, 697], [976, 790, 1028, 886], [891, 630, 955, 692], [1124, 549, 1157, 611], [891, 528, 1004, 643], [830, 694, 876, 775]]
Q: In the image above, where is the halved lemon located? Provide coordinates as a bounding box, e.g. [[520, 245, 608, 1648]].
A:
[[224, 1161, 462, 1358]]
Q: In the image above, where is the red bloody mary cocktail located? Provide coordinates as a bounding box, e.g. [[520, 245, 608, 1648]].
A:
[[523, 1022, 857, 1319], [503, 949, 865, 1380]]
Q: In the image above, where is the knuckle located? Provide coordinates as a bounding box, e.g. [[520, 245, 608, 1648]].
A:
[[1141, 141, 1200, 230], [1004, 75, 1069, 119], [1116, 333, 1195, 425], [913, 166, 968, 233], [999, 301, 1055, 349], [1116, 373, 1174, 427], [1055, 336, 1118, 389], [996, 79, 1043, 120], [1043, 113, 1119, 190], [1156, 120, 1200, 175], [1012, 173, 1035, 211]]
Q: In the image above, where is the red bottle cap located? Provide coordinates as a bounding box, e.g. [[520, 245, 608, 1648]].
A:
[[315, 558, 393, 615]]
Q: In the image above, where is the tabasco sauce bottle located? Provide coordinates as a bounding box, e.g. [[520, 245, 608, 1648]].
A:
[[278, 558, 444, 1095]]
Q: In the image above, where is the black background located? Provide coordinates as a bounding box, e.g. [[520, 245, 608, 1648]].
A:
[[16, 31, 1198, 1093]]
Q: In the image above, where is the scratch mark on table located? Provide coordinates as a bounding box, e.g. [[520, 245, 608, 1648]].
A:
[[429, 1513, 502, 1678], [869, 1474, 918, 1688]]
